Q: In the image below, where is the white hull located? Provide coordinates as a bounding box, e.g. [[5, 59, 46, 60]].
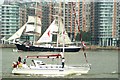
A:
[[12, 65, 90, 76], [12, 56, 91, 77]]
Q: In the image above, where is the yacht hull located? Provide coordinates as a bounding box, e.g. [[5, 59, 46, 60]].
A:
[[12, 66, 90, 76]]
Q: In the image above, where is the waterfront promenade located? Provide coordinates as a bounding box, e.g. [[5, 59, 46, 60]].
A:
[[0, 44, 119, 50]]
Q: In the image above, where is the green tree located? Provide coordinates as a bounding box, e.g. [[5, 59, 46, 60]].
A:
[[75, 31, 91, 42]]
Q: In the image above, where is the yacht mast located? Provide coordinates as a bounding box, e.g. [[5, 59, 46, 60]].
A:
[[62, 1, 65, 54], [56, 2, 61, 47]]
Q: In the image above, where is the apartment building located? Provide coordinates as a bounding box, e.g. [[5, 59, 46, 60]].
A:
[[93, 0, 118, 46], [117, 1, 120, 46], [117, 1, 120, 37], [41, 2, 51, 34], [0, 6, 2, 43], [0, 0, 119, 46], [0, 3, 20, 40]]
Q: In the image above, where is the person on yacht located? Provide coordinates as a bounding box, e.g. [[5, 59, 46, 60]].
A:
[[62, 57, 65, 68]]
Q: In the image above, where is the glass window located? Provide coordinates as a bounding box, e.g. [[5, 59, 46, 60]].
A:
[[6, 26, 9, 28], [6, 19, 9, 21], [6, 32, 9, 34], [6, 29, 9, 31]]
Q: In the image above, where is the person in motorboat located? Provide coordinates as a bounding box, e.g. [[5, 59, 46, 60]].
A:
[[18, 56, 22, 63], [12, 61, 22, 68], [12, 58, 28, 68], [12, 62, 17, 68], [17, 56, 23, 68], [18, 62, 22, 68], [23, 59, 26, 64], [22, 59, 29, 68]]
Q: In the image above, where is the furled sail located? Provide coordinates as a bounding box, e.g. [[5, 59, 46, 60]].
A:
[[37, 20, 58, 43], [7, 23, 26, 41], [58, 19, 71, 44], [25, 16, 41, 35]]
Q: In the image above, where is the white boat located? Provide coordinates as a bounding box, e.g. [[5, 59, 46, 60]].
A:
[[12, 54, 91, 76]]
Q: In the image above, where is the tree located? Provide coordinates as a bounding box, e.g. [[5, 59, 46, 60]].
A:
[[75, 31, 91, 42]]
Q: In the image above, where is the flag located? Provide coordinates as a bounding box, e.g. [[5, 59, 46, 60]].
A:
[[82, 41, 86, 47], [63, 31, 65, 39], [47, 30, 50, 37]]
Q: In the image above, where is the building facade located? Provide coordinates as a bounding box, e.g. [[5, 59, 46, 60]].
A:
[[0, 3, 20, 41], [41, 2, 51, 34], [93, 0, 118, 46], [117, 1, 120, 47], [0, 0, 119, 46]]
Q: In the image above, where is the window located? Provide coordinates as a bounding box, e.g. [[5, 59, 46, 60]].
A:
[[6, 29, 9, 31], [6, 26, 9, 28], [6, 19, 9, 21], [6, 32, 9, 34], [2, 6, 4, 8]]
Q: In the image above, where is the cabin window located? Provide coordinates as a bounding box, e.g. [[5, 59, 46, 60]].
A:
[[37, 62, 40, 64], [37, 62, 42, 65], [59, 66, 62, 68], [40, 66, 42, 68], [27, 23, 34, 25]]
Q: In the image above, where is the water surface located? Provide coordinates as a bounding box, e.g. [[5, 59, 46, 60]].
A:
[[1, 48, 118, 78]]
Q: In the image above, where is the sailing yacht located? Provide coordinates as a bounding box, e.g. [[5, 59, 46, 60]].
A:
[[7, 16, 81, 52], [12, 53, 91, 76]]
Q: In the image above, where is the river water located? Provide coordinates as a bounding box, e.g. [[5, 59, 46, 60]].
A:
[[0, 48, 119, 78]]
